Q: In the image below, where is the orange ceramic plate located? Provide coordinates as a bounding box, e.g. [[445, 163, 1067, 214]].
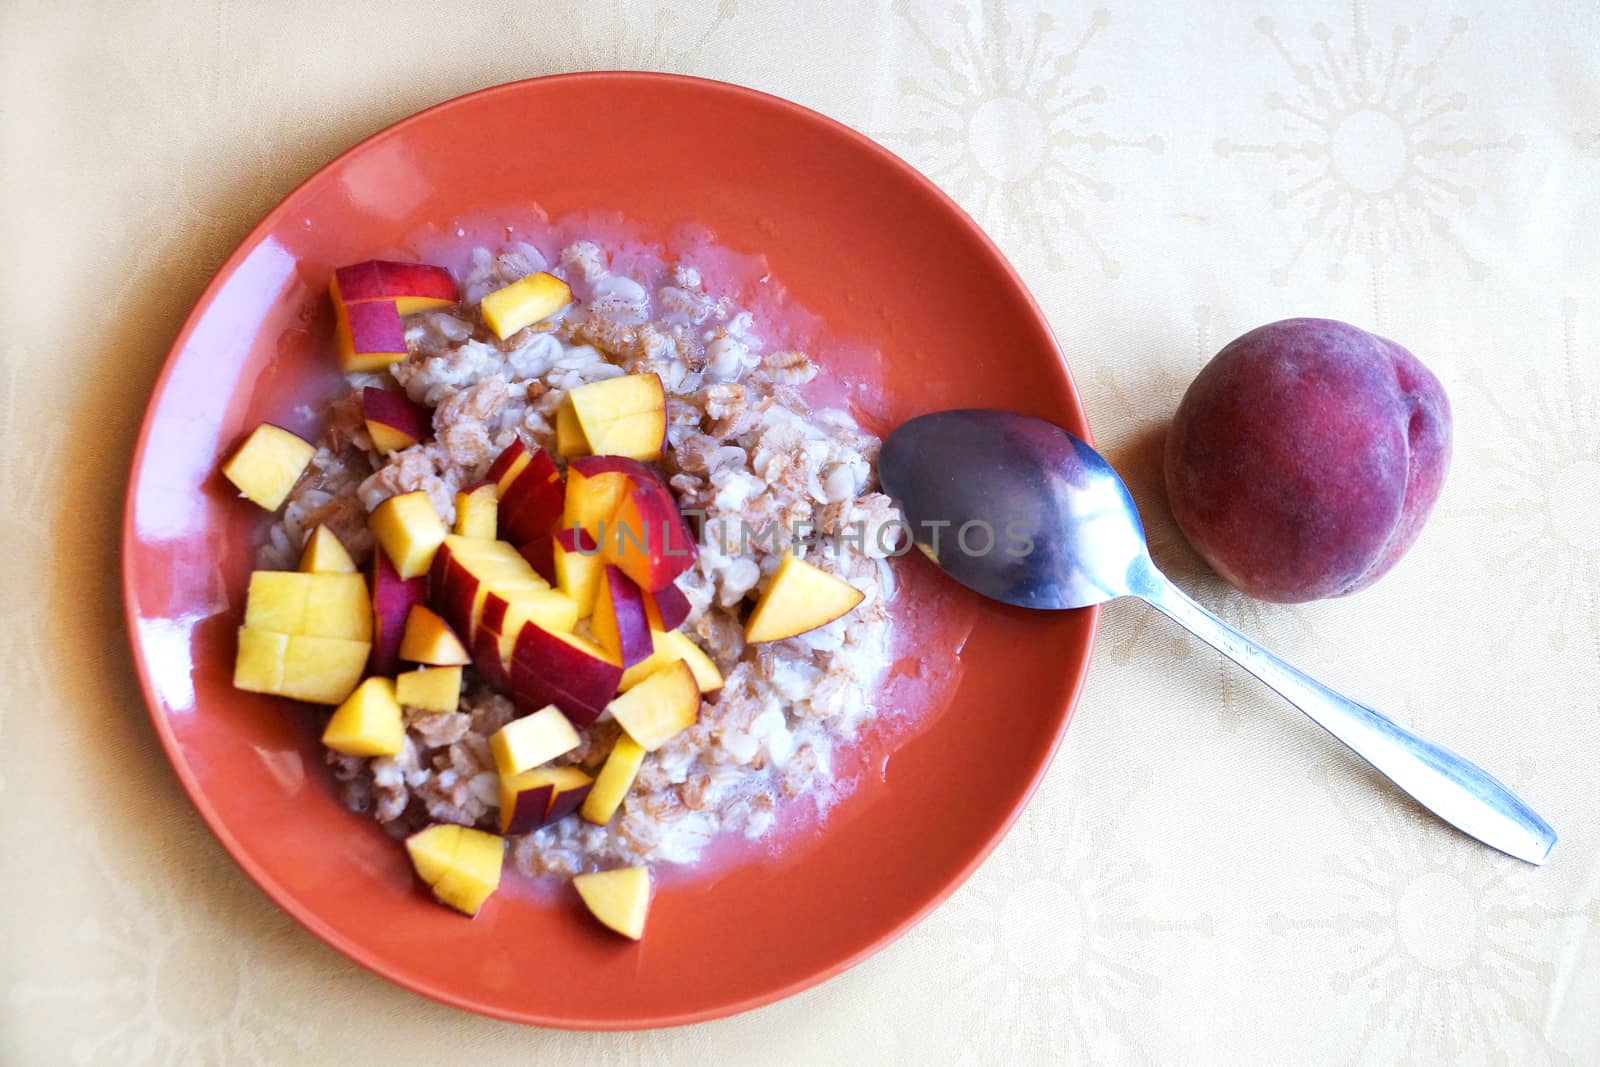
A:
[[122, 73, 1096, 1029]]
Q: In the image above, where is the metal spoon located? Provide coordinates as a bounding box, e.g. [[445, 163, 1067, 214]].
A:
[[879, 409, 1557, 865]]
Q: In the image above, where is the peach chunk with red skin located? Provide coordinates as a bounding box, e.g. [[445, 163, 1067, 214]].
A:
[[508, 624, 622, 727], [335, 300, 409, 373], [1164, 318, 1451, 603], [499, 765, 594, 834], [332, 260, 457, 314], [370, 550, 427, 675], [591, 565, 653, 668], [602, 478, 698, 593], [362, 387, 430, 454], [497, 443, 564, 544]]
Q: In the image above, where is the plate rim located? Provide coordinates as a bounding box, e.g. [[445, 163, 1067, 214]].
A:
[[121, 70, 1100, 1029]]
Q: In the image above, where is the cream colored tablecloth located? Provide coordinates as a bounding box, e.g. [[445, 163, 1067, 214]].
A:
[[4, 1, 1597, 1062]]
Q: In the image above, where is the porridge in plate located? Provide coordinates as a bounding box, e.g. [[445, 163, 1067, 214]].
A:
[[221, 236, 905, 937]]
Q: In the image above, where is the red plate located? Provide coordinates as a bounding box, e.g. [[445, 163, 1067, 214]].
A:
[[122, 73, 1096, 1028]]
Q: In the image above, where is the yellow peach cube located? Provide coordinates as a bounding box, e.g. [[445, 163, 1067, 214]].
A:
[[302, 572, 373, 641], [452, 484, 498, 539], [566, 374, 666, 461], [321, 677, 405, 756], [554, 397, 589, 458], [298, 525, 358, 574], [243, 572, 310, 634], [617, 629, 724, 693], [370, 490, 447, 579], [579, 735, 646, 826], [277, 635, 370, 705], [430, 827, 505, 916], [221, 424, 315, 511], [553, 533, 604, 618], [480, 271, 571, 339], [405, 823, 461, 887], [233, 627, 289, 694], [606, 660, 699, 751], [489, 706, 580, 777], [573, 867, 651, 940], [395, 665, 462, 714], [744, 554, 865, 644], [398, 605, 470, 666]]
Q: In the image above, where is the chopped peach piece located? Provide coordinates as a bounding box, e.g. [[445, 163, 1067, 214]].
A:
[[506, 624, 623, 728], [566, 374, 666, 461], [602, 480, 697, 592], [243, 571, 311, 634], [241, 571, 370, 642], [499, 765, 594, 833], [487, 439, 532, 496], [301, 572, 373, 641], [233, 627, 289, 694], [489, 705, 581, 777], [362, 387, 430, 454], [221, 424, 314, 511], [480, 588, 582, 663], [404, 823, 460, 887], [591, 565, 651, 667], [277, 634, 371, 704], [297, 525, 357, 574], [406, 824, 504, 917], [553, 529, 604, 618], [563, 467, 633, 540], [430, 828, 504, 916], [334, 299, 408, 373], [395, 665, 462, 714], [332, 260, 456, 314], [617, 629, 724, 693], [398, 605, 469, 666], [580, 735, 646, 826], [554, 397, 589, 457], [322, 677, 405, 756], [370, 491, 447, 580], [481, 271, 572, 339], [452, 484, 498, 539], [573, 867, 651, 940], [606, 660, 699, 751], [744, 554, 864, 643]]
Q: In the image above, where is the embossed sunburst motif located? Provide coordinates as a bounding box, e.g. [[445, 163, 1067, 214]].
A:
[[7, 831, 311, 1064], [907, 768, 1211, 1061], [1272, 739, 1596, 1064], [1091, 306, 1318, 730], [563, 0, 737, 71], [880, 1, 1163, 276], [1456, 300, 1600, 659], [1217, 10, 1525, 286]]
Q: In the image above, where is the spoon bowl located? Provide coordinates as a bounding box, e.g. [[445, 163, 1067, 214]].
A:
[[880, 409, 1152, 610]]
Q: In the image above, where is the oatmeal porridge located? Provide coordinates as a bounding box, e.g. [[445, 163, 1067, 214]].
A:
[[223, 232, 906, 929]]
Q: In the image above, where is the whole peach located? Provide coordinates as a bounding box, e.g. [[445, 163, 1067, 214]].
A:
[[1163, 318, 1451, 603]]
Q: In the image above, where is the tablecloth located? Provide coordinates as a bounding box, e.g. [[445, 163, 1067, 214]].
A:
[[3, 0, 1597, 1062]]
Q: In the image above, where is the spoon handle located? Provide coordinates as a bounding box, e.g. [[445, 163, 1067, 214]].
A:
[[1137, 568, 1557, 865]]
